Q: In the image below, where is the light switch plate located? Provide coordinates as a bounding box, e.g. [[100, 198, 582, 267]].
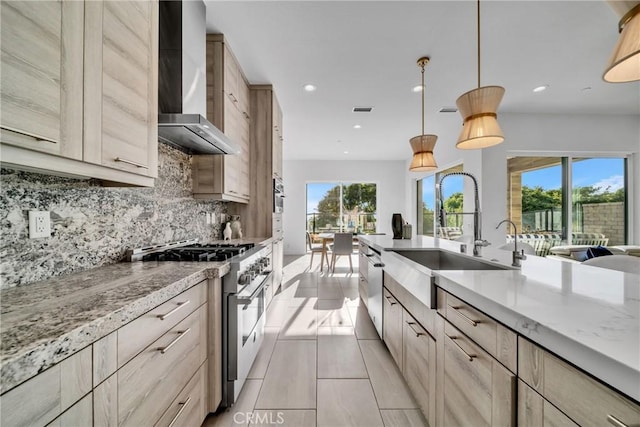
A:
[[29, 211, 51, 239]]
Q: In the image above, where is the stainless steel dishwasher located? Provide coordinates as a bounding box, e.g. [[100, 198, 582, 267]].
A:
[[366, 247, 384, 338]]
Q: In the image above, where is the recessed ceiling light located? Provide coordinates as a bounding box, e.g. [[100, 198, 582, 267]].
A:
[[303, 84, 317, 92], [439, 106, 458, 113], [581, 86, 592, 92], [353, 124, 361, 129], [337, 139, 342, 143], [412, 85, 424, 93], [343, 150, 349, 154], [533, 85, 549, 93]]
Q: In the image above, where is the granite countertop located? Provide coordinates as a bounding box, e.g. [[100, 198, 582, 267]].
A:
[[0, 261, 230, 394], [358, 234, 640, 402]]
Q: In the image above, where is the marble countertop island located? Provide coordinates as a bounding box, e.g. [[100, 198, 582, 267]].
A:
[[0, 261, 230, 394], [358, 234, 640, 403]]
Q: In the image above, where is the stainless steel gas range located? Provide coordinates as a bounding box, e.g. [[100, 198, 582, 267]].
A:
[[126, 239, 272, 408]]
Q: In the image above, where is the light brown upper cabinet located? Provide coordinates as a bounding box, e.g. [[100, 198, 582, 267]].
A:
[[193, 34, 250, 203], [231, 85, 283, 237], [0, 0, 159, 187], [0, 1, 84, 159], [84, 0, 158, 180]]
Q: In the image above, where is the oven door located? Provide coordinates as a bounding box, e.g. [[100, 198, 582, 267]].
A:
[[227, 273, 270, 402]]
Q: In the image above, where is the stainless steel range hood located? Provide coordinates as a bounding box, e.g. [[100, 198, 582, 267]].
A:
[[158, 1, 239, 155]]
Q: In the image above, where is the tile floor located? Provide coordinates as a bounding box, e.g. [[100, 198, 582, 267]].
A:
[[203, 254, 427, 427]]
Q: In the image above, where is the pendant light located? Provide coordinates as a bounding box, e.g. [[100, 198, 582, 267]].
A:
[[455, 0, 505, 150], [409, 57, 438, 172], [603, 1, 640, 82]]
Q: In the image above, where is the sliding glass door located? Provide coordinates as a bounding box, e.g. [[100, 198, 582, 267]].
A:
[[506, 156, 628, 254], [306, 182, 377, 234]]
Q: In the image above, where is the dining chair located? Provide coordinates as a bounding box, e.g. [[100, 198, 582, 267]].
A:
[[306, 232, 326, 270], [328, 232, 354, 273]]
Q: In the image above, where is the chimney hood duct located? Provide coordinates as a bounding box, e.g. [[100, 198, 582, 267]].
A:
[[158, 0, 239, 155]]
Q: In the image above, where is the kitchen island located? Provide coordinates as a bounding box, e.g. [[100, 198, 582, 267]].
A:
[[359, 234, 639, 422]]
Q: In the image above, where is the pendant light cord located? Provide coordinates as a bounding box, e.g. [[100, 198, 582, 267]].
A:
[[477, 0, 481, 88], [421, 63, 425, 135]]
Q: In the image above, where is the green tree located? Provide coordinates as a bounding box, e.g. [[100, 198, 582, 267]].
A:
[[342, 183, 377, 212], [316, 186, 340, 227], [444, 192, 463, 212], [522, 186, 561, 211], [422, 203, 434, 236]]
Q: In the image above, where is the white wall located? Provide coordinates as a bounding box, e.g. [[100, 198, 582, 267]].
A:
[[406, 113, 640, 245], [283, 159, 406, 255]]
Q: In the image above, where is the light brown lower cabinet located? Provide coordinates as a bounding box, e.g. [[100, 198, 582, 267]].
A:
[[442, 320, 516, 426], [518, 380, 577, 427], [1, 281, 216, 427], [518, 337, 640, 427], [402, 311, 436, 427], [0, 346, 92, 427], [155, 363, 208, 427], [382, 287, 403, 369]]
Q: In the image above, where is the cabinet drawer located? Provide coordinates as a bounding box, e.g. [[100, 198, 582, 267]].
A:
[[118, 304, 207, 427], [518, 379, 578, 427], [155, 363, 207, 427], [443, 321, 516, 426], [0, 346, 92, 427], [402, 311, 436, 427], [118, 281, 206, 366], [442, 290, 516, 372], [46, 392, 93, 427], [518, 337, 640, 427]]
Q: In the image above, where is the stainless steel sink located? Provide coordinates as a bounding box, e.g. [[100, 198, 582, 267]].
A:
[[391, 250, 512, 271]]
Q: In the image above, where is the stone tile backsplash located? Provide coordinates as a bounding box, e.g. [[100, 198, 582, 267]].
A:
[[0, 144, 227, 289]]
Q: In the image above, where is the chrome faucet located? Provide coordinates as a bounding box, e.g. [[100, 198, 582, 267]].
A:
[[437, 172, 490, 257], [496, 219, 527, 267]]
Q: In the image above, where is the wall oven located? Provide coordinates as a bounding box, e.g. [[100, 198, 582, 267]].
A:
[[273, 177, 284, 213]]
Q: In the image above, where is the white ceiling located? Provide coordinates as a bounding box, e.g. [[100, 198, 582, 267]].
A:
[[204, 1, 640, 161]]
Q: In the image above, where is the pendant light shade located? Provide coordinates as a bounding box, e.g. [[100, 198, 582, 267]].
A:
[[603, 2, 640, 83], [455, 0, 505, 150], [455, 85, 505, 149], [410, 134, 438, 171], [409, 57, 438, 172]]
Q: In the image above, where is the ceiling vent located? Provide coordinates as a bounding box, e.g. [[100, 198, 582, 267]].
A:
[[439, 107, 458, 113], [352, 106, 374, 113]]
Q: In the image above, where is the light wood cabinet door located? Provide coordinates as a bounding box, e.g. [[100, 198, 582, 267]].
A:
[[402, 310, 436, 427], [443, 320, 516, 426], [118, 304, 207, 427], [518, 380, 578, 427], [0, 346, 92, 427], [0, 1, 83, 159], [382, 287, 403, 370], [84, 0, 158, 178], [208, 277, 223, 412], [195, 35, 249, 203], [155, 363, 207, 427]]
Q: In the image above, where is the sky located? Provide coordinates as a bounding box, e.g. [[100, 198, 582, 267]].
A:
[[522, 158, 624, 192]]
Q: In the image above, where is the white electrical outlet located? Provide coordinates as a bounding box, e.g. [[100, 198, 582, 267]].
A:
[[29, 211, 51, 239]]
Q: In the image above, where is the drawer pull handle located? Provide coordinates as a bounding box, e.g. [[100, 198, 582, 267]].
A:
[[158, 300, 191, 320], [406, 321, 425, 337], [449, 305, 479, 327], [115, 157, 148, 169], [229, 93, 238, 103], [446, 334, 476, 362], [159, 328, 191, 354], [384, 295, 397, 305], [168, 396, 192, 427], [607, 415, 629, 427], [1, 126, 58, 144]]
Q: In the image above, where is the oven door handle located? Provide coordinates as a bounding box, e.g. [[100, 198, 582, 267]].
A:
[[236, 272, 272, 305]]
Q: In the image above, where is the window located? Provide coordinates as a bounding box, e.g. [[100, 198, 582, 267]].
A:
[[506, 156, 628, 255], [417, 175, 435, 236], [417, 164, 464, 240], [306, 182, 377, 235]]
